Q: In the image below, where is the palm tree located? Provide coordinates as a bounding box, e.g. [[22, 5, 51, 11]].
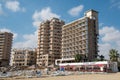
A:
[[109, 49, 119, 62]]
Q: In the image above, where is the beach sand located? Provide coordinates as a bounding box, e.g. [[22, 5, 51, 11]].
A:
[[1, 72, 120, 80]]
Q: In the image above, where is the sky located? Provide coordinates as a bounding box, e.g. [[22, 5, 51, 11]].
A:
[[0, 0, 120, 59]]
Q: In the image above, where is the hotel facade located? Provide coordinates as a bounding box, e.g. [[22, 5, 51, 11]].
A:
[[10, 49, 37, 67], [59, 9, 99, 63], [0, 32, 13, 66], [37, 18, 64, 67]]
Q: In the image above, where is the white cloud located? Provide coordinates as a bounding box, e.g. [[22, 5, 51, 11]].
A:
[[0, 4, 4, 15], [68, 5, 84, 16], [5, 1, 26, 12], [32, 7, 60, 27], [100, 26, 120, 42], [99, 26, 120, 59], [110, 0, 120, 9], [13, 7, 60, 48], [13, 30, 38, 49], [14, 7, 60, 48], [99, 23, 104, 27], [32, 21, 42, 28], [0, 28, 18, 39]]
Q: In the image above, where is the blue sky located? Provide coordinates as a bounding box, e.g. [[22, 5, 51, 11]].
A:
[[0, 0, 120, 59]]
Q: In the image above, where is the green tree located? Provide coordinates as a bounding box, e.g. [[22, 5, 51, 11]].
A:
[[74, 54, 83, 62], [99, 55, 105, 61], [75, 54, 82, 62], [109, 49, 119, 62], [93, 54, 105, 61]]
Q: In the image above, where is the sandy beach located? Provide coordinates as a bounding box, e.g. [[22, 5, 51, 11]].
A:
[[1, 72, 120, 80]]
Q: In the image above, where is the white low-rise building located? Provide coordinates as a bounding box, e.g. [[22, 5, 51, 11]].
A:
[[57, 61, 118, 73]]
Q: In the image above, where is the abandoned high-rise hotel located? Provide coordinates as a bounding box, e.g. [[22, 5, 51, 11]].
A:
[[37, 18, 65, 67], [59, 9, 99, 64], [37, 9, 99, 67], [0, 32, 13, 66]]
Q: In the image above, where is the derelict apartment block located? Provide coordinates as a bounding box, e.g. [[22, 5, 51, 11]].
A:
[[61, 10, 99, 61]]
